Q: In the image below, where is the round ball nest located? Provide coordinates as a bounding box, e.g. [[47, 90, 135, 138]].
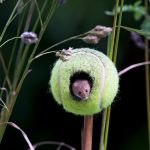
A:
[[50, 48, 119, 116]]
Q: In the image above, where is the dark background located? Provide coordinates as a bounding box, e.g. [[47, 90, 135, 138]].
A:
[[0, 0, 149, 149]]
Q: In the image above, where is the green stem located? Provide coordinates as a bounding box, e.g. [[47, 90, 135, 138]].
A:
[[145, 39, 150, 149], [0, 0, 30, 97], [0, 12, 26, 99], [34, 0, 43, 27], [38, 32, 87, 55], [144, 0, 150, 148], [0, 0, 21, 43], [8, 0, 31, 26], [113, 0, 124, 64], [0, 53, 11, 89], [13, 0, 49, 87], [104, 107, 111, 150], [0, 0, 35, 143], [15, 0, 58, 85], [107, 34, 112, 55], [0, 37, 20, 48], [14, 0, 35, 76], [109, 0, 120, 60], [15, 0, 59, 107], [104, 0, 121, 150], [0, 89, 18, 143], [99, 110, 107, 150], [31, 51, 56, 62], [0, 0, 58, 143], [32, 0, 49, 32]]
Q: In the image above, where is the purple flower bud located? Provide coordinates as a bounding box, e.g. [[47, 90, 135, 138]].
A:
[[20, 32, 38, 44], [92, 25, 112, 38], [131, 32, 145, 49], [81, 25, 112, 44], [82, 35, 100, 44]]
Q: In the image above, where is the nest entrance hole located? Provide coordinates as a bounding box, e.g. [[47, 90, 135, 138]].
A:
[[69, 71, 94, 99]]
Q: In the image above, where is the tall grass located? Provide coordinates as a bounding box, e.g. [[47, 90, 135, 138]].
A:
[[0, 0, 150, 149]]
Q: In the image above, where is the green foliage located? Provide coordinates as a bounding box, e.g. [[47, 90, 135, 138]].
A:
[[141, 16, 150, 39], [106, 0, 145, 21], [121, 26, 150, 39]]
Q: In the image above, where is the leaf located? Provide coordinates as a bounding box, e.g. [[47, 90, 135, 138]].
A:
[[134, 0, 142, 7], [105, 5, 132, 16], [121, 26, 150, 39], [105, 1, 145, 21], [141, 16, 150, 39], [133, 5, 145, 21]]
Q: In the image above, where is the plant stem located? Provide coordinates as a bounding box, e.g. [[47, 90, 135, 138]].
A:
[[99, 110, 107, 150], [0, 0, 35, 143], [103, 0, 121, 150], [109, 0, 120, 60], [31, 51, 56, 62], [39, 32, 88, 55], [144, 0, 150, 148], [16, 0, 58, 95], [113, 0, 124, 63], [0, 12, 26, 99], [0, 91, 16, 143], [104, 107, 111, 150], [145, 39, 150, 149], [14, 0, 35, 78], [82, 115, 93, 150], [0, 53, 11, 89], [0, 37, 20, 48], [13, 0, 49, 88], [0, 0, 58, 143], [34, 0, 43, 27], [0, 0, 21, 43]]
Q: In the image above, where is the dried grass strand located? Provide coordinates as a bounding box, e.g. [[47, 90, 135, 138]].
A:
[[119, 61, 150, 76]]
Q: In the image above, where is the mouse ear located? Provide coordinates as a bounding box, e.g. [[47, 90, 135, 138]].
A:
[[49, 48, 119, 116]]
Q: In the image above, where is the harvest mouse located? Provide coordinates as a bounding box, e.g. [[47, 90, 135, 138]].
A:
[[71, 79, 91, 100]]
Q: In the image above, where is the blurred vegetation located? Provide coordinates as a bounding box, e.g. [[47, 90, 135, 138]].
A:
[[0, 0, 149, 149]]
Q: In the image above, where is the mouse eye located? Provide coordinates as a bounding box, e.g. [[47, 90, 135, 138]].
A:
[[78, 91, 82, 95]]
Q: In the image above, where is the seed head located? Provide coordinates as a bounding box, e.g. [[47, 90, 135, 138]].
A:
[[82, 35, 99, 44], [81, 25, 112, 44], [20, 32, 38, 44]]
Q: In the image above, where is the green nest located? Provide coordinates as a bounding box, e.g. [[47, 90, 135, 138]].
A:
[[50, 48, 119, 116]]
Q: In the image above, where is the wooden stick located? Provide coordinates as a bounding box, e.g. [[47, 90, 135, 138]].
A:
[[82, 115, 93, 150]]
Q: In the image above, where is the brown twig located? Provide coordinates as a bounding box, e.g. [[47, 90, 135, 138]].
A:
[[82, 115, 93, 150]]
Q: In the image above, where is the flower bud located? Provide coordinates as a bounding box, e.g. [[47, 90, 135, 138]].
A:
[[20, 32, 38, 44]]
